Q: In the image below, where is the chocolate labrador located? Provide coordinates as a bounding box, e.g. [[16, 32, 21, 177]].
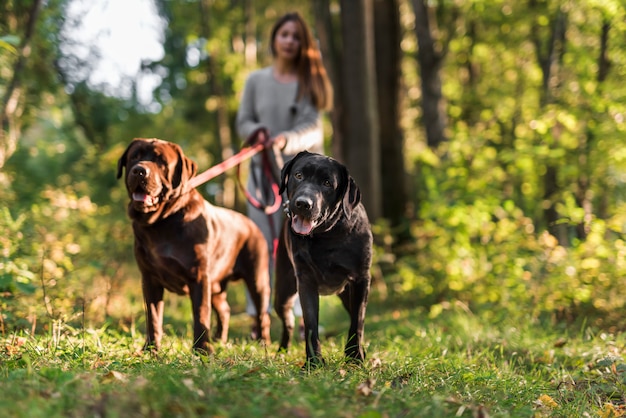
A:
[[117, 138, 271, 353], [273, 151, 373, 367]]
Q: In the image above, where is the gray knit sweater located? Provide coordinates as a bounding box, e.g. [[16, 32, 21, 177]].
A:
[[236, 66, 324, 159]]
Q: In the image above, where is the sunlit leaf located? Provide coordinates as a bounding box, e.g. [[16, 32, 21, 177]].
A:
[[535, 394, 558, 409]]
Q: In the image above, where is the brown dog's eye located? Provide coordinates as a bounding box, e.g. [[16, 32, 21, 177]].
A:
[[294, 172, 303, 180]]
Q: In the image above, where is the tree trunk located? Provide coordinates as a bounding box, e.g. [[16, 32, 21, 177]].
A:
[[373, 0, 408, 228], [0, 0, 43, 169], [411, 0, 447, 149], [530, 2, 568, 244], [313, 0, 344, 161], [199, 0, 236, 208], [575, 20, 611, 240], [339, 0, 382, 220], [243, 0, 256, 67]]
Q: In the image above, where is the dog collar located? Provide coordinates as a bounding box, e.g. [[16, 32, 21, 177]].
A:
[[283, 200, 291, 219]]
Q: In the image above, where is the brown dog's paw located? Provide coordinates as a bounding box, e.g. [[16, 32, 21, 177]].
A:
[[142, 341, 160, 353], [193, 342, 216, 357]]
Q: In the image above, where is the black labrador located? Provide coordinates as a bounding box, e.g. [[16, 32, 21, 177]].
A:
[[274, 151, 373, 367]]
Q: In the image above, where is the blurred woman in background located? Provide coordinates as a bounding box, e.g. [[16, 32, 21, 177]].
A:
[[236, 11, 333, 337]]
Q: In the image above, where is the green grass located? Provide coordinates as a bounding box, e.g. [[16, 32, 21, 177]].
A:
[[2, 292, 626, 417]]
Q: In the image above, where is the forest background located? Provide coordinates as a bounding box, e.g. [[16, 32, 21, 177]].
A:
[[2, 0, 626, 341]]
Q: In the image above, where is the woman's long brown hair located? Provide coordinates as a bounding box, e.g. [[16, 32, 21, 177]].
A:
[[270, 12, 334, 111]]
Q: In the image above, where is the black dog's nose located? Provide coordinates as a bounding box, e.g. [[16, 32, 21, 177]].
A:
[[295, 196, 313, 211], [132, 165, 148, 178]]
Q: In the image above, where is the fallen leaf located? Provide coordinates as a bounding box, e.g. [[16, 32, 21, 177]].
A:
[[182, 378, 205, 397], [474, 405, 490, 418], [356, 378, 376, 396], [101, 370, 127, 383], [535, 394, 558, 409], [600, 403, 625, 418], [243, 367, 261, 375], [284, 407, 311, 418], [370, 357, 383, 369], [5, 336, 27, 355], [133, 375, 149, 389]]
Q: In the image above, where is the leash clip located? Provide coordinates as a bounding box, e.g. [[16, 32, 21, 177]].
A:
[[283, 200, 291, 219]]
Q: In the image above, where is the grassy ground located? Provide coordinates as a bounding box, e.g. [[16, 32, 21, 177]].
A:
[[2, 289, 626, 417]]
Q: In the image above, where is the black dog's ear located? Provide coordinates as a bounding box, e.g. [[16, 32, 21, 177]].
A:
[[279, 151, 309, 194], [116, 140, 136, 179], [342, 176, 361, 219]]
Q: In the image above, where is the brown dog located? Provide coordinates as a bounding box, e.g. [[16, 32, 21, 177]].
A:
[[117, 138, 271, 353]]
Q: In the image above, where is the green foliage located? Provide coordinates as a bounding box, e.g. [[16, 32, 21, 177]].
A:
[[385, 0, 626, 326], [383, 195, 626, 326], [0, 208, 37, 331], [1, 95, 136, 332]]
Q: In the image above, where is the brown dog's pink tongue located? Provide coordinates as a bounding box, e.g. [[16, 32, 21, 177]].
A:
[[133, 192, 147, 201], [291, 215, 313, 235], [133, 193, 155, 205]]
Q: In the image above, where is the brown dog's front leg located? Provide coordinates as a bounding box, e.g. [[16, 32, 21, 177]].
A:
[[189, 279, 213, 354], [298, 278, 323, 368], [211, 289, 230, 343], [142, 279, 164, 351]]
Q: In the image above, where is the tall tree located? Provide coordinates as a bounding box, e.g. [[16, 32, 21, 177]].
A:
[[339, 0, 382, 220], [574, 18, 611, 240], [373, 0, 408, 228], [530, 0, 568, 244], [313, 0, 344, 161], [411, 0, 449, 149], [199, 0, 235, 207], [0, 0, 43, 169]]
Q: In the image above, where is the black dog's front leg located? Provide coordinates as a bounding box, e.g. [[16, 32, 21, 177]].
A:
[[298, 277, 323, 368], [142, 277, 165, 351], [339, 277, 370, 362], [274, 234, 298, 352]]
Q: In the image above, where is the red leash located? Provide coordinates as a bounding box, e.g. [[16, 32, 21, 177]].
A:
[[187, 128, 282, 215], [188, 142, 264, 189]]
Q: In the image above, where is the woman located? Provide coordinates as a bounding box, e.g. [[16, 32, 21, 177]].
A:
[[236, 11, 333, 333]]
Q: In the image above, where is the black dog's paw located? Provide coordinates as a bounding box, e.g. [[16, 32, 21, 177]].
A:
[[344, 345, 366, 363], [301, 356, 325, 372]]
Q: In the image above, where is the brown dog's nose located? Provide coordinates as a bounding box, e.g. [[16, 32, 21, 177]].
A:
[[132, 165, 149, 178], [295, 196, 312, 211]]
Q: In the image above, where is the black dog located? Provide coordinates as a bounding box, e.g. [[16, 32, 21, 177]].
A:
[[274, 151, 373, 367]]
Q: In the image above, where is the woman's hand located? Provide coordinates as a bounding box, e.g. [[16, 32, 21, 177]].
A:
[[272, 134, 287, 150]]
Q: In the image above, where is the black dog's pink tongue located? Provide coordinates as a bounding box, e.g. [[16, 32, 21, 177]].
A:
[[291, 215, 313, 235]]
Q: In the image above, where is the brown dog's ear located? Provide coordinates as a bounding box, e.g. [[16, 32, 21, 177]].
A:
[[342, 176, 361, 220], [279, 151, 309, 194], [116, 140, 136, 179], [171, 143, 197, 190]]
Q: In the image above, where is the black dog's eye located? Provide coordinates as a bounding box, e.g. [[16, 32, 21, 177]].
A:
[[322, 179, 332, 188], [294, 172, 303, 180]]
